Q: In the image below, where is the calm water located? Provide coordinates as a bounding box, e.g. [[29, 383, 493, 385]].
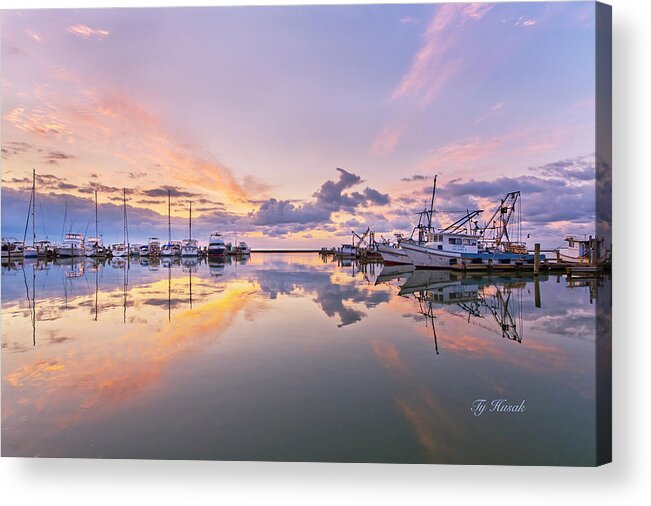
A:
[[1, 253, 607, 464]]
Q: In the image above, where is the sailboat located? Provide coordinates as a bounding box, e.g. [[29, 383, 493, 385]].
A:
[[23, 169, 38, 258], [180, 201, 199, 257], [161, 189, 181, 256], [86, 190, 108, 257], [111, 189, 129, 258]]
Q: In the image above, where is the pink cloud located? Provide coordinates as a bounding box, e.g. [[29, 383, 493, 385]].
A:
[[67, 24, 111, 39], [390, 3, 493, 108], [370, 124, 406, 156]]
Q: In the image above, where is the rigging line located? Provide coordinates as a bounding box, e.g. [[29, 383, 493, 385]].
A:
[[23, 189, 34, 243]]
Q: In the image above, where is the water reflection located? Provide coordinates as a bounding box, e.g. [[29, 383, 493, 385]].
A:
[[1, 254, 608, 464]]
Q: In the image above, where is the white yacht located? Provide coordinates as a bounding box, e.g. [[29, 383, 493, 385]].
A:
[[86, 237, 108, 257], [236, 241, 251, 255], [181, 238, 199, 257], [207, 233, 227, 256], [56, 233, 85, 257], [161, 240, 181, 256], [111, 243, 128, 258], [24, 244, 38, 258]]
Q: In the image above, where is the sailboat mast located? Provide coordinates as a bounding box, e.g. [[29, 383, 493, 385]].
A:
[[31, 169, 36, 246], [189, 201, 192, 240], [95, 190, 99, 241], [123, 188, 127, 246], [168, 189, 171, 244]]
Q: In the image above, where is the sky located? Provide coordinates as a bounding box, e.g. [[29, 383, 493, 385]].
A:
[[1, 2, 601, 248]]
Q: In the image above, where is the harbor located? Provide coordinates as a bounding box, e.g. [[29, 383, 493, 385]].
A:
[[1, 251, 608, 464]]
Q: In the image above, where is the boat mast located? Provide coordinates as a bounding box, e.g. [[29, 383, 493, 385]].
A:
[[428, 175, 437, 230], [94, 190, 99, 243], [189, 201, 192, 240], [168, 188, 172, 245], [32, 169, 36, 246], [123, 188, 127, 247]]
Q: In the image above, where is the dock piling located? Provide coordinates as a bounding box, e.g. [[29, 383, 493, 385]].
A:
[[533, 243, 541, 275]]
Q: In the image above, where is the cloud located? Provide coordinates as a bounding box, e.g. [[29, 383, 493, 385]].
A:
[[401, 174, 428, 182], [473, 101, 506, 124], [370, 124, 406, 156], [250, 168, 390, 229], [515, 16, 538, 27], [67, 24, 111, 39], [142, 187, 201, 198], [531, 154, 595, 181], [400, 17, 417, 25], [42, 150, 75, 165], [390, 3, 492, 107]]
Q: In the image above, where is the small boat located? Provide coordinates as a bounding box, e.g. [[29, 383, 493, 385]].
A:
[[181, 238, 199, 257], [140, 244, 150, 256], [180, 202, 198, 257], [129, 244, 141, 256], [111, 243, 128, 258], [208, 233, 227, 256], [161, 240, 181, 256], [2, 238, 24, 260], [24, 244, 38, 258], [148, 237, 161, 257], [236, 241, 251, 255], [339, 244, 356, 258], [86, 237, 109, 257], [56, 233, 85, 257], [34, 240, 55, 258], [558, 236, 607, 264]]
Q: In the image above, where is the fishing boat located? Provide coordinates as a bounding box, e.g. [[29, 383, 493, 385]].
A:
[[402, 192, 541, 270], [207, 233, 227, 256], [148, 237, 161, 257], [378, 176, 440, 266], [377, 242, 410, 265], [56, 233, 85, 257], [558, 236, 607, 264], [180, 202, 198, 257], [339, 244, 356, 258]]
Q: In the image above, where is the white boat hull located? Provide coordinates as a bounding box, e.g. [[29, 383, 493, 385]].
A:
[[377, 243, 412, 265], [181, 247, 198, 257], [401, 242, 460, 269], [57, 246, 85, 257]]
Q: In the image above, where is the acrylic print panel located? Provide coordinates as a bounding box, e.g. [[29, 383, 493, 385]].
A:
[[1, 2, 611, 465]]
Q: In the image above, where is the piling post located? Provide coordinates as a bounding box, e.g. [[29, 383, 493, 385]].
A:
[[533, 243, 541, 275], [534, 276, 541, 308]]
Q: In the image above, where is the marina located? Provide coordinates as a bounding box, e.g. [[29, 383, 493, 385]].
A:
[[1, 252, 608, 464]]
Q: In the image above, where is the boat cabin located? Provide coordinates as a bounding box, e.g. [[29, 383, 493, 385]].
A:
[[426, 232, 479, 254]]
